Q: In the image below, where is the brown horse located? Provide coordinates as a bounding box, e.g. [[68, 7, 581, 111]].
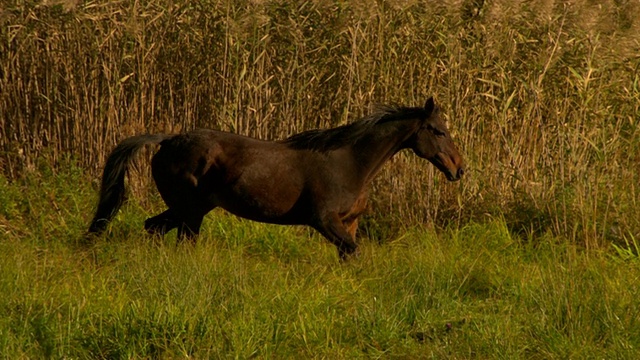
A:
[[88, 97, 464, 259]]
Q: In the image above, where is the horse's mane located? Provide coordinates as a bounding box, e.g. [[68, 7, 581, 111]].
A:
[[280, 105, 427, 152]]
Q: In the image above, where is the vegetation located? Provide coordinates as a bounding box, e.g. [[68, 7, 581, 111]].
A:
[[1, 163, 640, 358], [1, 0, 639, 357], [2, 0, 639, 244]]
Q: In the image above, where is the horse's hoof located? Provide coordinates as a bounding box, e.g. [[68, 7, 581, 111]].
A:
[[339, 246, 360, 262]]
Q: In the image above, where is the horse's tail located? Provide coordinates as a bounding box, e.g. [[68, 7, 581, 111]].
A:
[[88, 134, 172, 234]]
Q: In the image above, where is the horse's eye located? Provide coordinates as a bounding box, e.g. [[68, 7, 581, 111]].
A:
[[428, 125, 445, 137]]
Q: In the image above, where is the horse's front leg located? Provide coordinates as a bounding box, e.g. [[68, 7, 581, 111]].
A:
[[342, 194, 367, 242], [313, 213, 359, 261], [344, 218, 359, 242]]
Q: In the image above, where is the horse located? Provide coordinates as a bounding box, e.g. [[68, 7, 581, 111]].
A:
[[87, 97, 464, 259]]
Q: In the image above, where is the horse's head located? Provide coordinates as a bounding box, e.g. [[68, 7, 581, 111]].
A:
[[411, 97, 465, 181]]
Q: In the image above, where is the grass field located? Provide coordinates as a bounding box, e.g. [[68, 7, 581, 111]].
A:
[[2, 0, 640, 358], [1, 163, 640, 358]]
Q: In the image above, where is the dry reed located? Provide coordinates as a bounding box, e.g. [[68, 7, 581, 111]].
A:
[[1, 0, 638, 247]]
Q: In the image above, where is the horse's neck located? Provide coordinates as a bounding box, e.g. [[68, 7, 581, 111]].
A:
[[351, 121, 417, 184]]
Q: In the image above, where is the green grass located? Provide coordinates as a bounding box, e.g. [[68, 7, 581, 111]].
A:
[[1, 164, 639, 359], [2, 0, 640, 247]]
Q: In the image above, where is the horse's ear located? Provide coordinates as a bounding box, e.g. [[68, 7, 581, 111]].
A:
[[424, 97, 435, 115]]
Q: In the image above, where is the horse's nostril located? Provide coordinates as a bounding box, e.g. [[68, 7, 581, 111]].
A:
[[457, 168, 465, 178]]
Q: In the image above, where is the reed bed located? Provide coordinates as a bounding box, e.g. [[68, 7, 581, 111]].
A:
[[1, 0, 639, 246]]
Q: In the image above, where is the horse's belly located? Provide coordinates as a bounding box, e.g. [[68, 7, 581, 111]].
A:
[[218, 194, 306, 225], [215, 172, 307, 225], [222, 204, 305, 225]]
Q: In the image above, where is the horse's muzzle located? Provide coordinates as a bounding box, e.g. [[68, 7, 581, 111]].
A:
[[454, 168, 465, 181], [446, 167, 464, 182], [429, 152, 464, 181]]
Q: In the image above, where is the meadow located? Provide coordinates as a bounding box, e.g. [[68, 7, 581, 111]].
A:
[[1, 163, 640, 358], [1, 0, 640, 358]]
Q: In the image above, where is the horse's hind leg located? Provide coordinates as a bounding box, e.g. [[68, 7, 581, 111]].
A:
[[145, 209, 179, 236], [145, 208, 206, 243], [176, 213, 205, 243]]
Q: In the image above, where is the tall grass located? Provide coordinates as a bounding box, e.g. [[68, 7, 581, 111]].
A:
[[1, 162, 640, 358], [1, 0, 639, 246]]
